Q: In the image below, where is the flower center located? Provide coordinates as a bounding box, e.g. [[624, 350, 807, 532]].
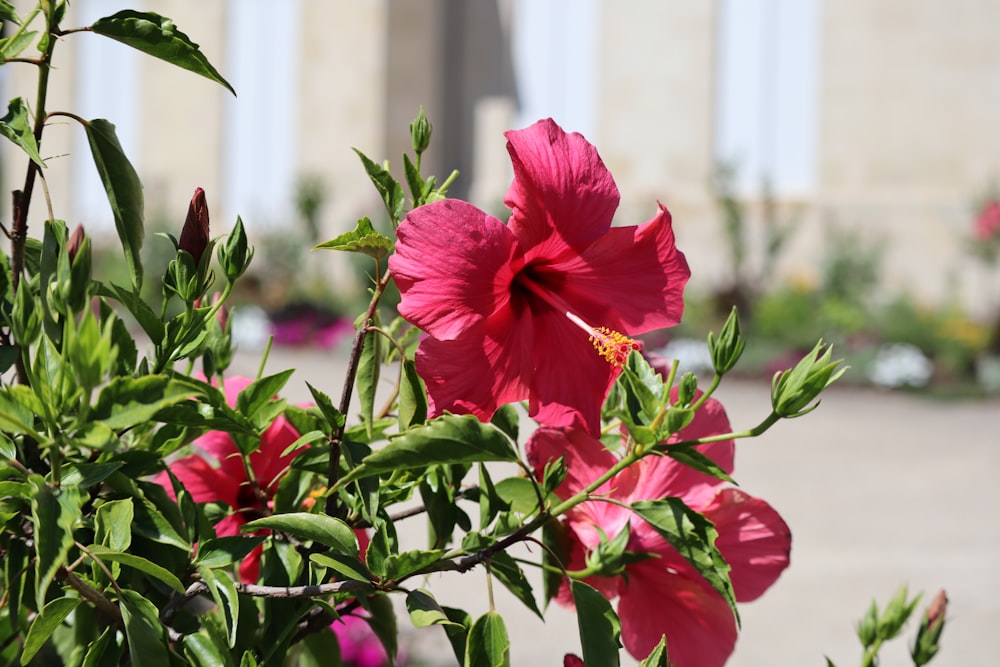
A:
[[516, 272, 638, 367]]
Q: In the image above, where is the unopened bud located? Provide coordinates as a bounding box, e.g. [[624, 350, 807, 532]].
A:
[[67, 224, 85, 264], [771, 340, 846, 418], [410, 106, 432, 155], [218, 216, 253, 282], [179, 187, 210, 265], [925, 589, 947, 629], [912, 589, 947, 666], [707, 307, 745, 375]]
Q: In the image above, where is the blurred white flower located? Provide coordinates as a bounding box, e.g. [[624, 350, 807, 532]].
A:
[[658, 337, 715, 375], [867, 343, 933, 388]]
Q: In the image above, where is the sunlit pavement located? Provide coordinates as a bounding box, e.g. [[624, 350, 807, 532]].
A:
[[232, 344, 1000, 666]]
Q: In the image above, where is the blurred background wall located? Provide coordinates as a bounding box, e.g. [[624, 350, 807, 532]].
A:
[[2, 0, 999, 316]]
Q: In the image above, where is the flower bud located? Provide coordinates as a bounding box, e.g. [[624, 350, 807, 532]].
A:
[[707, 307, 745, 375], [66, 224, 85, 264], [771, 340, 846, 418], [218, 216, 253, 281], [66, 225, 92, 314], [179, 187, 210, 266], [409, 106, 432, 155], [676, 371, 698, 407], [911, 589, 947, 666]]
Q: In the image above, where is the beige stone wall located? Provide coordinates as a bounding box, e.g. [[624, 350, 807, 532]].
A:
[[3, 0, 999, 315]]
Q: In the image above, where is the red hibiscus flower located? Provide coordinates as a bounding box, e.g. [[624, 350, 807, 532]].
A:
[[156, 376, 301, 583], [389, 118, 690, 432], [527, 395, 790, 666]]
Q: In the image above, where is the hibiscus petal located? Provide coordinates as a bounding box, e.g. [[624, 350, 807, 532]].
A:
[[165, 454, 239, 508], [527, 305, 621, 434], [195, 430, 239, 464], [537, 203, 690, 334], [525, 426, 617, 498], [617, 561, 737, 666], [390, 200, 521, 341], [416, 309, 532, 422], [703, 488, 791, 602], [504, 119, 620, 259], [249, 415, 302, 491]]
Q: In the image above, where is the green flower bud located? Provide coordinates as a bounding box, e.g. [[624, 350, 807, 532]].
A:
[[410, 106, 433, 155], [707, 307, 745, 375], [911, 590, 947, 666], [67, 227, 92, 314], [676, 371, 698, 407], [771, 340, 846, 418], [218, 216, 253, 282], [857, 600, 879, 647]]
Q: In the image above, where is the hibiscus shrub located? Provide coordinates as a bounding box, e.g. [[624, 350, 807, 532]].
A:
[[0, 4, 863, 667]]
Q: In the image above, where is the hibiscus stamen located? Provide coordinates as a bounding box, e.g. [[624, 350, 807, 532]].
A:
[[565, 312, 640, 367]]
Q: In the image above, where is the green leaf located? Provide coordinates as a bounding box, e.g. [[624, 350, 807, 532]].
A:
[[21, 596, 81, 664], [119, 589, 171, 667], [662, 446, 735, 484], [295, 629, 342, 667], [442, 606, 472, 665], [0, 98, 43, 167], [99, 282, 164, 343], [0, 386, 42, 437], [95, 498, 133, 552], [90, 11, 235, 94], [489, 404, 519, 443], [314, 216, 393, 260], [638, 636, 670, 667], [357, 324, 381, 439], [494, 477, 545, 515], [242, 512, 358, 556], [339, 414, 518, 485], [235, 369, 294, 427], [398, 359, 427, 429], [571, 580, 621, 667], [30, 477, 81, 603], [489, 551, 542, 619], [382, 548, 445, 581], [0, 29, 36, 60], [465, 611, 510, 667], [406, 589, 462, 628], [631, 498, 739, 625], [353, 150, 404, 222], [86, 544, 185, 592], [309, 553, 372, 583], [364, 594, 399, 662], [92, 375, 197, 429], [183, 633, 231, 667], [0, 1, 21, 24], [81, 628, 122, 667], [84, 118, 145, 288], [61, 461, 124, 489], [195, 535, 267, 569], [198, 566, 240, 648], [305, 382, 345, 430]]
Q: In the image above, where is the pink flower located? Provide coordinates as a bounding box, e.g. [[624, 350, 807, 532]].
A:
[[389, 118, 690, 432], [330, 614, 392, 667], [527, 395, 790, 665], [156, 376, 301, 583], [975, 199, 1000, 241]]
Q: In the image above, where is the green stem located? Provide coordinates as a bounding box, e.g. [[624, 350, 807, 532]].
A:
[[861, 638, 883, 667], [691, 372, 723, 412]]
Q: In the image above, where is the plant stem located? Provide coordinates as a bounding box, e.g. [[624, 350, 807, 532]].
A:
[[10, 8, 59, 386], [324, 268, 390, 516]]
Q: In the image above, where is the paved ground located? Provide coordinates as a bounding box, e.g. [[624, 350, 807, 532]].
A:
[[231, 345, 1000, 666]]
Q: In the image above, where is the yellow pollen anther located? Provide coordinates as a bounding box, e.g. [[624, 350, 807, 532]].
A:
[[589, 327, 640, 367]]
